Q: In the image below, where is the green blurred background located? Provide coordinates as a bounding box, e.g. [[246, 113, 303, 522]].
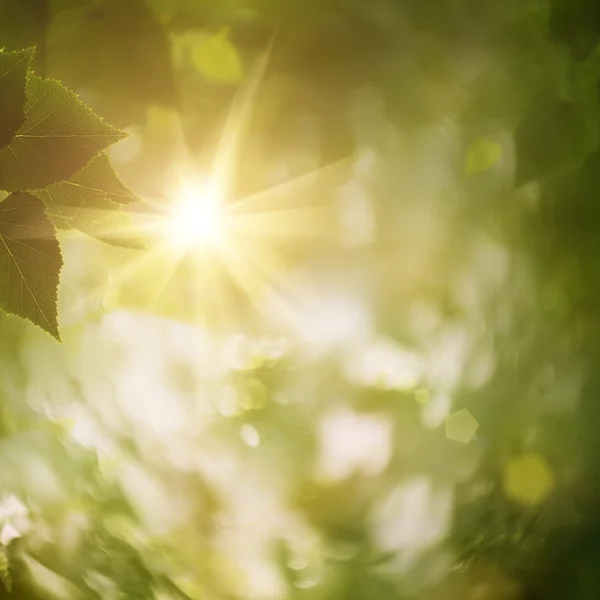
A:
[[3, 0, 600, 598]]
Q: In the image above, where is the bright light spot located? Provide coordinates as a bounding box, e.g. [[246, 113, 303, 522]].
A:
[[167, 178, 226, 249], [69, 413, 104, 449], [317, 408, 392, 481], [0, 494, 30, 547], [426, 325, 469, 392], [240, 424, 261, 448], [421, 393, 451, 429], [372, 476, 453, 555], [503, 453, 555, 505], [218, 385, 244, 417], [445, 408, 479, 443], [0, 495, 28, 521], [0, 522, 21, 546], [345, 338, 422, 391], [295, 290, 371, 352]]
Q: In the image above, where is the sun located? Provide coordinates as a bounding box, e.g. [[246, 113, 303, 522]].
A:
[[167, 177, 227, 250], [96, 44, 348, 332]]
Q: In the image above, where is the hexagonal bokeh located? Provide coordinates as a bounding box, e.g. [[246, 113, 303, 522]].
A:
[[445, 409, 480, 444]]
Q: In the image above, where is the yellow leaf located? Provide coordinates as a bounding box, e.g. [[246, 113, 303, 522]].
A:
[[465, 137, 502, 174], [193, 28, 243, 83]]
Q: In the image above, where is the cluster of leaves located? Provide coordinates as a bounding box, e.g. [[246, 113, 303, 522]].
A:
[[0, 46, 137, 340]]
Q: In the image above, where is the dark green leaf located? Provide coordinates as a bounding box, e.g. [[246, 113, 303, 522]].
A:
[[0, 74, 125, 192], [0, 192, 62, 339]]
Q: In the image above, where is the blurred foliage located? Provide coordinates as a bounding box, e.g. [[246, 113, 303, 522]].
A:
[[2, 0, 600, 599]]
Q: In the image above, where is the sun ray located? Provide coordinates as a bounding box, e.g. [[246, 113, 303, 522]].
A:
[[229, 157, 352, 216], [102, 228, 190, 315], [91, 38, 352, 333], [215, 238, 304, 329], [210, 42, 273, 204], [229, 205, 332, 241]]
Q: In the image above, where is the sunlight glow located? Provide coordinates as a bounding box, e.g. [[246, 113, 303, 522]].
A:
[[167, 178, 227, 250], [99, 43, 350, 334]]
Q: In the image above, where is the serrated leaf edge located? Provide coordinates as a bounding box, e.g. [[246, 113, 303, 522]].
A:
[[0, 192, 63, 340]]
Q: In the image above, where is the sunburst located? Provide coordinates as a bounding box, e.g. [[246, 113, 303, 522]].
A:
[[74, 45, 352, 332]]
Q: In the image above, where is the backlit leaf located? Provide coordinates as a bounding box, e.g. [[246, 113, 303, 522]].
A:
[[0, 192, 62, 339], [39, 153, 136, 215], [0, 74, 125, 192], [37, 153, 144, 248]]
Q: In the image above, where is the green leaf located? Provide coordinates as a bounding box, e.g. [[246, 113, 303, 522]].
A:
[[36, 152, 144, 248], [0, 47, 33, 148], [40, 152, 137, 211], [0, 192, 62, 339], [465, 137, 503, 174], [0, 74, 125, 192], [192, 27, 244, 83], [36, 153, 144, 249]]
